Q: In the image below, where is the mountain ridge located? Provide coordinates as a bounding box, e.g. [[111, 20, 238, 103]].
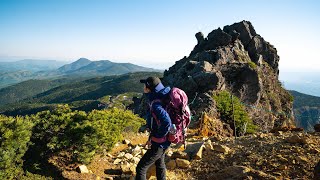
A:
[[0, 58, 161, 88]]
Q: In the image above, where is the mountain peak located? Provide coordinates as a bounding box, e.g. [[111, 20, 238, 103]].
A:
[[75, 58, 91, 63], [58, 58, 92, 72]]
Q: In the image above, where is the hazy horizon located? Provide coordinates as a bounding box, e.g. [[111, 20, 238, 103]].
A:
[[1, 0, 320, 72]]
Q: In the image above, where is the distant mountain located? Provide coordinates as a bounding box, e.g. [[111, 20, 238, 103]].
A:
[[0, 58, 161, 89], [0, 71, 35, 88], [0, 59, 68, 72], [0, 72, 163, 116], [290, 90, 320, 131], [58, 58, 92, 72], [57, 58, 158, 75]]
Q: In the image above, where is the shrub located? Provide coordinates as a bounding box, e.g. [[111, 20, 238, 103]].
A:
[[0, 115, 33, 179], [27, 105, 144, 165], [214, 91, 257, 135], [1, 104, 145, 178]]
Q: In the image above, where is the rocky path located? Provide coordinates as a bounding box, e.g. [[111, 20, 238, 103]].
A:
[[63, 131, 320, 180]]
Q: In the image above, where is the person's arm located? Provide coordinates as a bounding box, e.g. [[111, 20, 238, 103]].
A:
[[151, 102, 171, 138]]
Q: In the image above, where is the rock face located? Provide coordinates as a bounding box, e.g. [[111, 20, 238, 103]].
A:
[[314, 124, 320, 132], [161, 20, 295, 135]]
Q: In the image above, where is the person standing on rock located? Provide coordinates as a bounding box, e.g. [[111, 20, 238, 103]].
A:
[[136, 77, 171, 180]]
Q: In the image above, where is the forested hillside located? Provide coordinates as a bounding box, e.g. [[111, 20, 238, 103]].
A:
[[0, 72, 162, 116]]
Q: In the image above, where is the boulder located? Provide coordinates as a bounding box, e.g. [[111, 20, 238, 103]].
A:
[[120, 164, 131, 174], [206, 28, 232, 50], [132, 146, 142, 156], [76, 165, 89, 174], [131, 157, 140, 164], [124, 153, 133, 160], [113, 158, 122, 165], [171, 151, 189, 160], [123, 139, 131, 145], [194, 144, 204, 160], [195, 32, 205, 44], [166, 160, 177, 170], [175, 158, 190, 169], [223, 21, 257, 46], [106, 153, 113, 158], [286, 135, 309, 144], [213, 144, 231, 154], [117, 152, 125, 158], [204, 140, 213, 150], [141, 149, 147, 156]]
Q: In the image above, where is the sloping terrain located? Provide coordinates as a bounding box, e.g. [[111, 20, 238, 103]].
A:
[[290, 90, 320, 131], [0, 72, 162, 116]]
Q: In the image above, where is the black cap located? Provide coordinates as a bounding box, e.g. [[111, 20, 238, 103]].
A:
[[140, 77, 161, 90]]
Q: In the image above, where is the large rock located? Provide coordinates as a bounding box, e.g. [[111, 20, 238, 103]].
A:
[[113, 158, 122, 165], [132, 146, 142, 156], [184, 142, 204, 160], [213, 144, 231, 154], [195, 32, 205, 44], [121, 163, 136, 175], [123, 139, 131, 145], [286, 134, 309, 144], [175, 158, 190, 168], [166, 160, 177, 170], [171, 151, 189, 160], [124, 153, 134, 160], [131, 157, 140, 164], [204, 140, 213, 150], [76, 165, 89, 174]]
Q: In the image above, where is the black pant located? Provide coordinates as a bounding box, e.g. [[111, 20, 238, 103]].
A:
[[136, 145, 166, 180]]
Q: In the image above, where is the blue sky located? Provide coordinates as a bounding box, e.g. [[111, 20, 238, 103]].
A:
[[0, 0, 319, 71]]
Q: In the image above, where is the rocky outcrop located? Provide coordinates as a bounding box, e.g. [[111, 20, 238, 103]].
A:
[[314, 124, 320, 132], [162, 20, 295, 135]]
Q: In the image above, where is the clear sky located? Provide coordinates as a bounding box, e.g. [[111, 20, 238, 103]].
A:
[[0, 0, 319, 71]]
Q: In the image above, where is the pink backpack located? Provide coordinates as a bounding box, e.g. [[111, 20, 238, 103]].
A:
[[150, 87, 191, 145]]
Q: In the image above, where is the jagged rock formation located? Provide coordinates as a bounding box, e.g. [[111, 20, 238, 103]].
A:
[[162, 20, 295, 135]]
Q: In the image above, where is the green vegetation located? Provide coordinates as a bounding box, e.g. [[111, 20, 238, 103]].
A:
[[0, 105, 145, 179], [214, 90, 257, 135], [0, 115, 34, 179], [248, 61, 257, 69], [0, 72, 162, 116], [0, 78, 87, 106]]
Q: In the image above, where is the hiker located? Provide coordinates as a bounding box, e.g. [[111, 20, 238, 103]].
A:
[[136, 77, 171, 180]]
